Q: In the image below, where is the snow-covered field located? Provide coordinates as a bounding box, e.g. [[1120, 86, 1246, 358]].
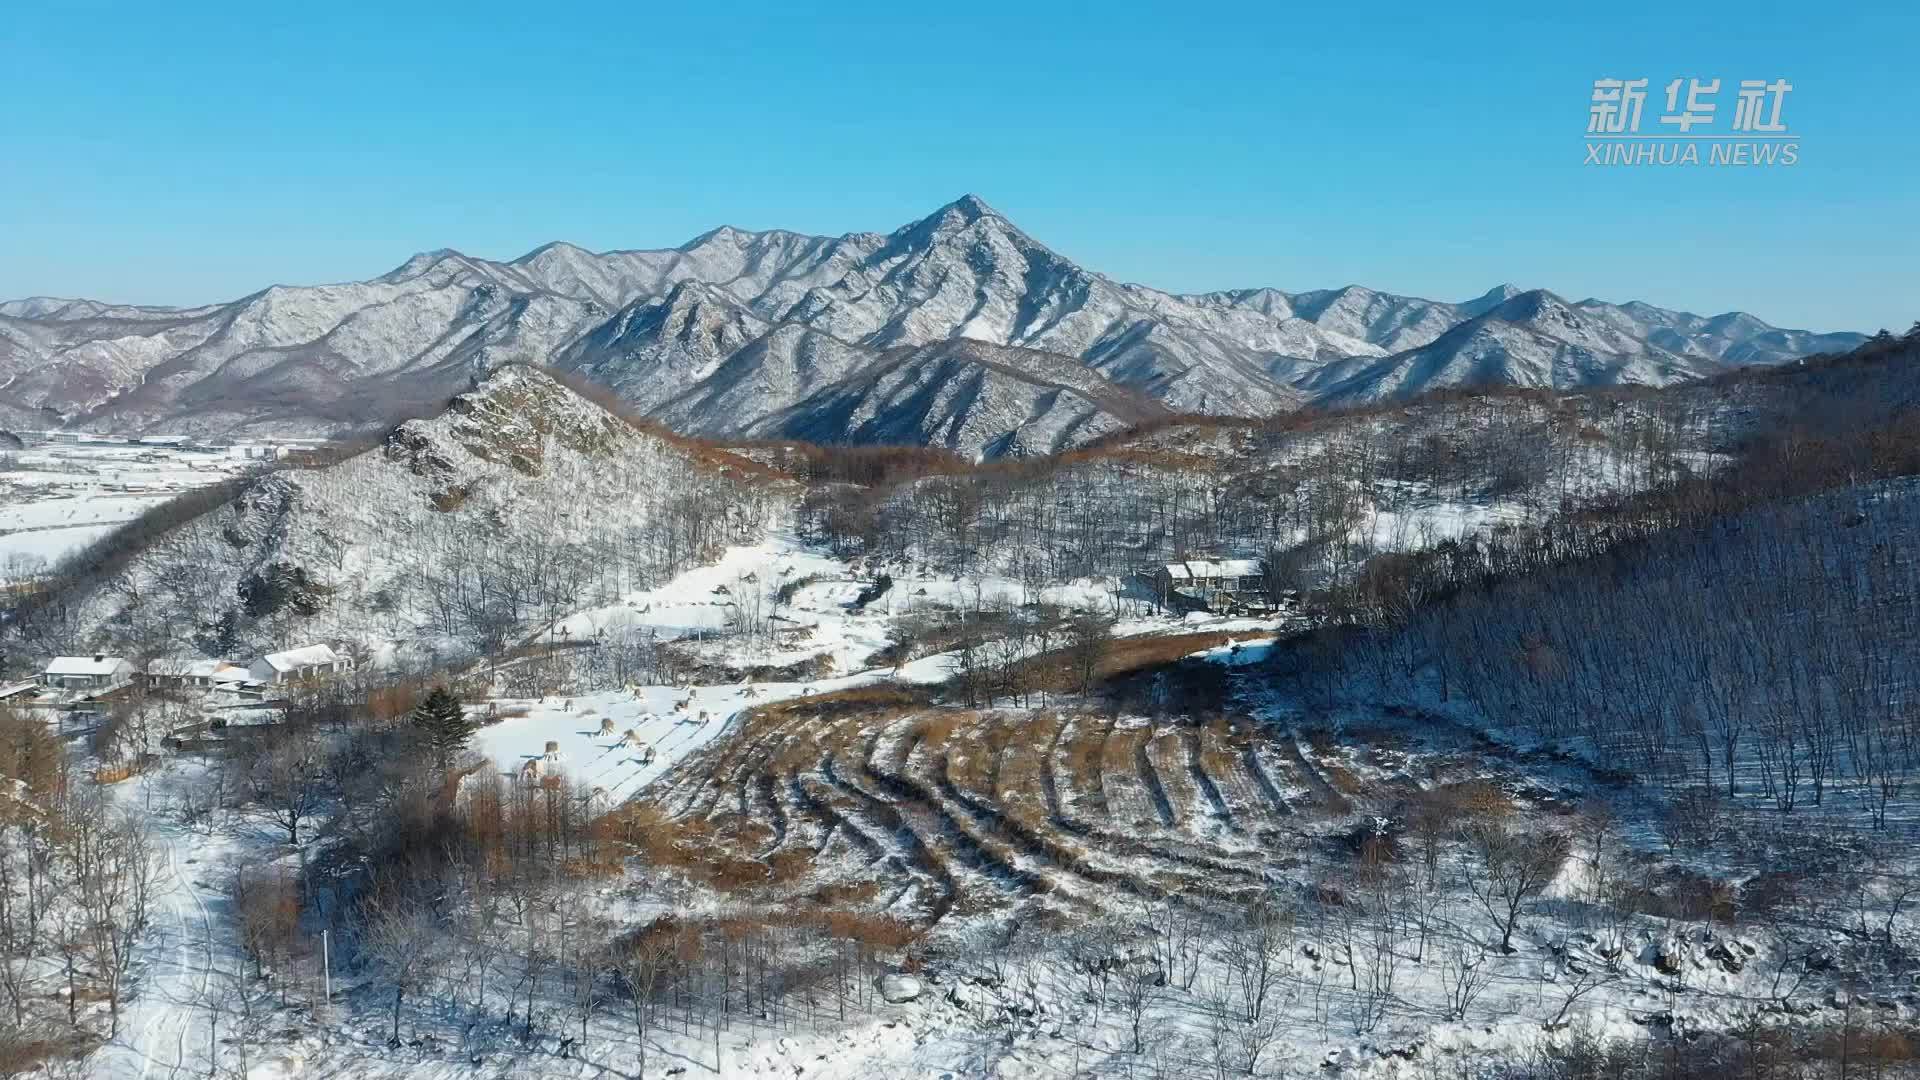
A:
[[0, 442, 274, 577], [474, 532, 1279, 800], [475, 686, 796, 803], [541, 539, 894, 675], [0, 521, 120, 567]]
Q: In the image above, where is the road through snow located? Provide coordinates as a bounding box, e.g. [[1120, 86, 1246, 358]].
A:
[[91, 779, 231, 1080]]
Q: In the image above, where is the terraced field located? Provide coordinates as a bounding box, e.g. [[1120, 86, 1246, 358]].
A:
[[622, 687, 1393, 932]]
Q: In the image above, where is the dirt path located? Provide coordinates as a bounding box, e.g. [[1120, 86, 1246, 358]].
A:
[[92, 808, 227, 1080]]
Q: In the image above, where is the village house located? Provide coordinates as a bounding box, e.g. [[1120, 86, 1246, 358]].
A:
[[247, 644, 350, 685], [145, 658, 254, 691], [1141, 558, 1268, 611], [0, 680, 40, 704], [38, 654, 136, 691]]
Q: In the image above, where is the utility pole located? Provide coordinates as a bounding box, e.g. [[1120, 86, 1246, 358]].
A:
[[322, 928, 331, 1003]]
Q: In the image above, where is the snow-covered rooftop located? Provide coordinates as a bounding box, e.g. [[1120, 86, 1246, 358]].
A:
[[258, 644, 340, 671], [1163, 558, 1263, 580], [149, 658, 218, 678], [44, 655, 128, 676], [148, 658, 252, 682]]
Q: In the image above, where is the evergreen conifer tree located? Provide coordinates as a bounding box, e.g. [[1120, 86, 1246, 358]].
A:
[[410, 686, 471, 771]]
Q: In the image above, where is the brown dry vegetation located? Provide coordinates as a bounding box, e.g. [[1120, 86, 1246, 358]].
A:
[[628, 692, 1420, 934]]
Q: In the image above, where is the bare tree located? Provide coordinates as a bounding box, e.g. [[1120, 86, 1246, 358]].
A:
[[1462, 819, 1570, 952], [1218, 897, 1291, 1024], [64, 788, 156, 1036], [1439, 937, 1492, 1020], [361, 892, 440, 1046], [232, 865, 301, 987], [1544, 960, 1618, 1030], [617, 924, 680, 1078], [1064, 612, 1114, 695], [244, 726, 326, 846], [1114, 954, 1164, 1054]]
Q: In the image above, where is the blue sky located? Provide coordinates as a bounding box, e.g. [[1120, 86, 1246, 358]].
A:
[[2, 2, 1913, 332]]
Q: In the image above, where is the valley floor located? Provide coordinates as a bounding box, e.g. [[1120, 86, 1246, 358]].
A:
[[0, 442, 262, 577]]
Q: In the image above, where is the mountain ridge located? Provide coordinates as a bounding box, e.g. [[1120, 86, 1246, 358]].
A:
[[0, 195, 1865, 456]]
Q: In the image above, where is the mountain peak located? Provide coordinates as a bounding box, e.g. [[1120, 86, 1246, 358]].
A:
[[660, 278, 734, 307], [1448, 282, 1534, 319], [512, 240, 591, 265], [441, 363, 634, 461], [870, 193, 1051, 269], [1485, 288, 1570, 323], [383, 247, 470, 281], [679, 224, 754, 251], [909, 193, 1007, 236], [942, 193, 998, 221]]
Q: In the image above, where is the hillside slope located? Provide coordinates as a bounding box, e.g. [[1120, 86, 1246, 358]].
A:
[[55, 365, 778, 664], [746, 338, 1170, 458]]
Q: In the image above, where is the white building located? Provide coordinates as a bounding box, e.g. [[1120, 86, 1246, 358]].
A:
[[146, 658, 254, 691], [40, 654, 135, 691], [1144, 558, 1268, 609], [247, 644, 349, 685], [0, 680, 40, 703]]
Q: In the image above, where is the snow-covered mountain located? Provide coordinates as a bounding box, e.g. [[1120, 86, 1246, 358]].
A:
[[0, 196, 1864, 456], [745, 338, 1170, 458], [1569, 299, 1869, 366], [1195, 282, 1521, 355], [61, 364, 776, 662], [1308, 289, 1728, 404], [555, 282, 775, 413], [0, 257, 601, 436]]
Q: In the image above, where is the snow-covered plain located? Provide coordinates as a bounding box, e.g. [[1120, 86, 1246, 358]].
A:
[[0, 442, 269, 577], [0, 522, 119, 567]]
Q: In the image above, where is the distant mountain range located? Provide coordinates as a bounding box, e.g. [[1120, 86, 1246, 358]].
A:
[[0, 195, 1865, 458]]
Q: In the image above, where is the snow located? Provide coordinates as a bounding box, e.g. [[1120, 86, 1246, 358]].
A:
[[477, 531, 1272, 797], [3, 197, 1853, 448], [542, 537, 1148, 678], [256, 643, 341, 671], [1193, 636, 1277, 666], [476, 686, 764, 801], [543, 539, 876, 660], [0, 523, 116, 570], [875, 973, 924, 1003], [32, 357, 1890, 1080], [0, 442, 266, 576], [0, 492, 175, 530], [52, 500, 1917, 1080], [1164, 558, 1263, 580], [59, 363, 780, 667], [45, 654, 129, 676], [89, 762, 241, 1080]]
